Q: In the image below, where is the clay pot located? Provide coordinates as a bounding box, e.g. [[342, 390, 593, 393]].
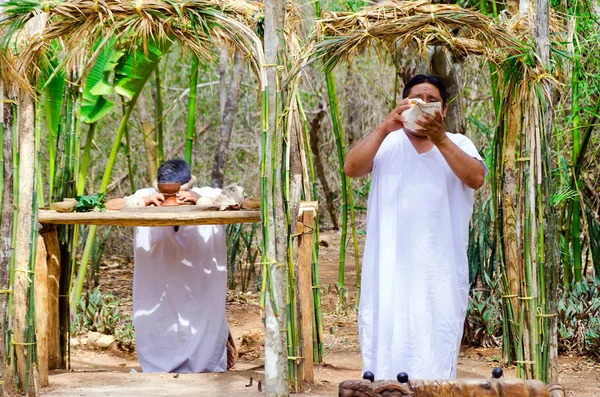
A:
[[157, 182, 181, 206]]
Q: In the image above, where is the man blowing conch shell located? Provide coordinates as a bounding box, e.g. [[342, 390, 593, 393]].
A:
[[344, 75, 487, 380]]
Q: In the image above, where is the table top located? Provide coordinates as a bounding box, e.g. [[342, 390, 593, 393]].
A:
[[38, 209, 261, 227]]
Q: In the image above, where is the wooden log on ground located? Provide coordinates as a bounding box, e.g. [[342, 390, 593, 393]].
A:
[[34, 236, 49, 387], [38, 209, 261, 226], [41, 228, 62, 369], [297, 202, 317, 383]]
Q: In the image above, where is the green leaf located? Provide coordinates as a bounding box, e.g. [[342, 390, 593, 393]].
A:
[[114, 41, 166, 100], [81, 36, 120, 124]]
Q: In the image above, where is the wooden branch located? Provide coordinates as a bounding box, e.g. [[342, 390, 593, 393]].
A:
[[38, 209, 260, 226]]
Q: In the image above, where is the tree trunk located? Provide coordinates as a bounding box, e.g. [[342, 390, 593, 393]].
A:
[[211, 51, 244, 188], [264, 1, 289, 395], [0, 87, 14, 397], [430, 48, 466, 134], [308, 103, 339, 229], [136, 96, 157, 183], [14, 91, 35, 392]]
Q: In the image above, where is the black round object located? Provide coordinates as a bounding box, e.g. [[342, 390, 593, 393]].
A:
[[363, 371, 375, 382], [397, 372, 409, 383], [492, 367, 503, 379]]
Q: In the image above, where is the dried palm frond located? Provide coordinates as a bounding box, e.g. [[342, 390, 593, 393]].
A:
[[312, 0, 533, 71], [0, 0, 265, 85]]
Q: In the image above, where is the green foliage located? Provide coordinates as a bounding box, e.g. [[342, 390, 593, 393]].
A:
[[71, 287, 135, 352], [462, 288, 503, 348], [74, 193, 106, 213], [557, 278, 600, 359], [226, 223, 260, 292], [80, 36, 121, 124]]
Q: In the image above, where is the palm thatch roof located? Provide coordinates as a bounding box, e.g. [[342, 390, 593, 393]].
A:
[[311, 0, 559, 77], [0, 0, 265, 87]]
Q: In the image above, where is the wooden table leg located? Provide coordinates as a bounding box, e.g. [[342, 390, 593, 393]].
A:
[[34, 235, 49, 386], [297, 206, 316, 383]]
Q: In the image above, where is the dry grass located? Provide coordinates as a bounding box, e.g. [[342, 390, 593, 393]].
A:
[[0, 0, 264, 85], [311, 0, 559, 75]]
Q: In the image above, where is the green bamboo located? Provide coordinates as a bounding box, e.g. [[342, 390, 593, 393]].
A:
[[153, 68, 165, 165], [185, 56, 200, 166], [571, 19, 582, 282], [34, 100, 44, 207], [77, 122, 96, 196], [123, 113, 137, 192], [297, 97, 325, 363], [70, 92, 142, 311]]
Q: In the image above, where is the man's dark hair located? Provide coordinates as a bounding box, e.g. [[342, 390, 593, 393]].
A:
[[402, 74, 448, 106], [157, 159, 191, 183]]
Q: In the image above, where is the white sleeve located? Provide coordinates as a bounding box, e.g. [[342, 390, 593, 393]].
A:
[[129, 187, 157, 198], [456, 135, 489, 178]]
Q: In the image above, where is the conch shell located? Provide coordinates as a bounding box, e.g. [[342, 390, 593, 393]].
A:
[[400, 98, 442, 132]]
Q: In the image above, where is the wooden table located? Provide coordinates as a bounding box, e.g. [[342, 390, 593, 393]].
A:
[[34, 204, 316, 387], [38, 209, 261, 227]]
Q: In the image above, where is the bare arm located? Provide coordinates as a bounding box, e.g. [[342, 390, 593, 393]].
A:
[[344, 99, 411, 178], [416, 111, 485, 189], [104, 193, 165, 210], [435, 139, 485, 189], [105, 198, 126, 211]]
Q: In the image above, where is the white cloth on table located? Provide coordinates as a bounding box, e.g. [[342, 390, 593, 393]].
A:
[[359, 130, 487, 380], [131, 187, 228, 373]]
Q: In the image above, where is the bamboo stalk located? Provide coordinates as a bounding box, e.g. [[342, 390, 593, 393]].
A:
[[264, 1, 289, 395], [297, 98, 324, 363], [77, 123, 96, 196], [570, 17, 582, 282], [325, 72, 349, 306], [185, 56, 200, 166], [153, 69, 165, 166], [70, 89, 144, 313], [13, 90, 36, 391]]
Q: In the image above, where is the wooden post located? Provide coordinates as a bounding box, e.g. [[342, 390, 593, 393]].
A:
[[297, 203, 317, 383], [14, 90, 36, 392], [42, 228, 62, 370], [34, 236, 49, 387]]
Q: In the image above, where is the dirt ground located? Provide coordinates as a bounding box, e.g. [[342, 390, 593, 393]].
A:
[[41, 231, 600, 396]]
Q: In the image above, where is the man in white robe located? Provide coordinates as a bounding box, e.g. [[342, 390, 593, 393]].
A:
[[344, 75, 487, 380], [106, 159, 231, 373]]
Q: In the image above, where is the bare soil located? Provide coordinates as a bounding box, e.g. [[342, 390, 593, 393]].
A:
[[41, 231, 600, 396]]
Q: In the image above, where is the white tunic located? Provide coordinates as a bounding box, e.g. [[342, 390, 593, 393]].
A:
[[358, 130, 486, 380], [131, 187, 228, 373]]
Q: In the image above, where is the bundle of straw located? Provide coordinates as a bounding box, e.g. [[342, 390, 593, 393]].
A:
[[313, 0, 527, 70], [0, 0, 264, 83]]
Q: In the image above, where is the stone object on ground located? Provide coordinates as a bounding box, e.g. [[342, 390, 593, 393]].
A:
[[87, 331, 114, 350]]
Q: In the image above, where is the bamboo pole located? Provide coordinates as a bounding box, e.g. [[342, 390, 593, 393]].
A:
[[264, 1, 288, 395], [0, 87, 15, 397], [297, 98, 325, 363], [13, 90, 35, 392], [185, 56, 200, 166], [152, 69, 165, 166]]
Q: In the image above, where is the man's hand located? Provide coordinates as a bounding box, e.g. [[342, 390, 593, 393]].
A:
[[143, 192, 165, 207], [381, 98, 411, 134], [177, 190, 200, 204], [415, 110, 447, 145]]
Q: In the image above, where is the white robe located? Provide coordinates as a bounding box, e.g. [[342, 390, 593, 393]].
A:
[[131, 187, 228, 373], [359, 130, 486, 380]]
